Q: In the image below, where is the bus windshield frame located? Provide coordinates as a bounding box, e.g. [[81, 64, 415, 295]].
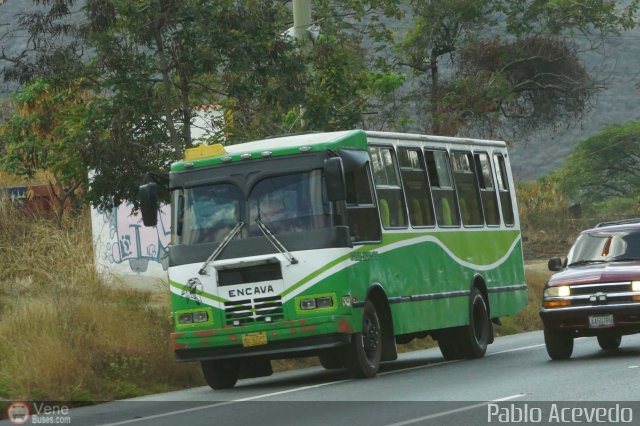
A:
[[170, 159, 333, 246]]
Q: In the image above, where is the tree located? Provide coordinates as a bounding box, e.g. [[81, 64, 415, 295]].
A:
[[0, 0, 85, 87], [556, 121, 640, 202], [2, 1, 399, 209], [286, 0, 407, 132], [0, 79, 89, 224], [397, 0, 639, 137]]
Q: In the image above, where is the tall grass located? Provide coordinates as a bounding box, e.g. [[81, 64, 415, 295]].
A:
[[0, 201, 203, 401], [496, 262, 550, 335]]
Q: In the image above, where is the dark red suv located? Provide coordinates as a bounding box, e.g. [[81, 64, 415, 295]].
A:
[[540, 219, 640, 359]]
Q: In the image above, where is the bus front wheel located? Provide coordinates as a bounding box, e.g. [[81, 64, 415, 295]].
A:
[[201, 359, 240, 390], [319, 350, 344, 370], [343, 300, 382, 378]]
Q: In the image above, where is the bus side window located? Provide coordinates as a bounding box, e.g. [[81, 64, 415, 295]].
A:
[[370, 146, 408, 229], [345, 164, 382, 243], [493, 154, 515, 226], [398, 147, 435, 227], [425, 149, 460, 227], [451, 151, 484, 226], [474, 152, 500, 226]]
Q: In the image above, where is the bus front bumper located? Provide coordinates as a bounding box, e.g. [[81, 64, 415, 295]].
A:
[[175, 333, 351, 362], [172, 315, 355, 362]]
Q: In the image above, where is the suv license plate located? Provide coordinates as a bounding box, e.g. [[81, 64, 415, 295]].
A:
[[242, 331, 267, 347], [589, 314, 614, 328]]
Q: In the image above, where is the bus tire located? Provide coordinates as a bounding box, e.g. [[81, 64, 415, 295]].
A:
[[458, 287, 491, 359], [438, 332, 463, 360], [201, 359, 240, 390], [544, 328, 573, 360], [597, 334, 621, 351], [343, 300, 382, 378], [319, 350, 343, 370]]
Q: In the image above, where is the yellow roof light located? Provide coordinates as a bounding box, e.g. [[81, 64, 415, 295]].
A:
[[184, 143, 227, 161]]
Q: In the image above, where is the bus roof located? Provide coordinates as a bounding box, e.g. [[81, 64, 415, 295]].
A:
[[172, 130, 367, 171], [225, 130, 362, 153], [171, 129, 507, 171], [365, 131, 507, 148]]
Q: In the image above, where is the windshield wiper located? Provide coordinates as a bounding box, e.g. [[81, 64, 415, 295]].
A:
[[255, 218, 298, 265], [198, 222, 245, 275], [568, 259, 607, 267]]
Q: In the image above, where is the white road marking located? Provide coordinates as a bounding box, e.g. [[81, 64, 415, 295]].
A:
[[487, 336, 588, 357], [383, 394, 526, 426], [233, 379, 352, 401], [97, 379, 351, 426], [378, 360, 459, 376], [97, 340, 546, 425], [487, 343, 545, 356]]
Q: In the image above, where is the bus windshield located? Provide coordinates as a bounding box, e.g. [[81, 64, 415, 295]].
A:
[[174, 169, 331, 245]]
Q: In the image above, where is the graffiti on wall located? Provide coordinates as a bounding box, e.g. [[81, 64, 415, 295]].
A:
[[99, 202, 171, 273]]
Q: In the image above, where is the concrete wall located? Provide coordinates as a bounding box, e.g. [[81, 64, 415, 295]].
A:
[[91, 202, 171, 291], [89, 106, 222, 291]]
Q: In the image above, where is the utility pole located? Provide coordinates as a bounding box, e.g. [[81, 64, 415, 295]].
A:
[[289, 0, 312, 131], [292, 0, 312, 44]]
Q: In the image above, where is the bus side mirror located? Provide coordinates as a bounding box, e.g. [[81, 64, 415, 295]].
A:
[[548, 257, 563, 271], [325, 157, 346, 201], [139, 182, 158, 227]]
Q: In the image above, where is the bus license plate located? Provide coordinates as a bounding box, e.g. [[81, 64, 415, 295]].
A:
[[242, 332, 267, 347], [589, 314, 614, 328]]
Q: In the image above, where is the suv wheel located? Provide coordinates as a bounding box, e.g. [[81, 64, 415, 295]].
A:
[[597, 335, 621, 351], [544, 328, 574, 360]]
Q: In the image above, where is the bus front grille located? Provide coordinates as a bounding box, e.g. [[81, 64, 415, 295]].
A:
[[224, 296, 284, 326]]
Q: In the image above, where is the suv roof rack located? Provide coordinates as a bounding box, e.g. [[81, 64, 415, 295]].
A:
[[595, 218, 640, 228]]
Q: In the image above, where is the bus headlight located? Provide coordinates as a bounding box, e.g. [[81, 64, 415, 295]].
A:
[[175, 309, 213, 326], [300, 299, 317, 310], [178, 313, 194, 324], [193, 311, 209, 323], [298, 294, 336, 311], [316, 296, 334, 308], [632, 281, 640, 292]]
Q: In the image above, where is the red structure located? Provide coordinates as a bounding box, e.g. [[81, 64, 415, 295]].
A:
[[0, 184, 68, 215]]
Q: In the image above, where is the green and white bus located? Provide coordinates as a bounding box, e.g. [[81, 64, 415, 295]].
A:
[[139, 130, 527, 389]]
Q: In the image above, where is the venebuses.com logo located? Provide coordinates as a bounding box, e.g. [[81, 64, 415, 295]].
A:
[[6, 402, 30, 424], [5, 401, 72, 424]]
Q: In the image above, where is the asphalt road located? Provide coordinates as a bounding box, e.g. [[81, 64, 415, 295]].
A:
[[6, 331, 640, 426]]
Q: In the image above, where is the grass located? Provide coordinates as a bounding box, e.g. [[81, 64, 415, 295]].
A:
[[496, 261, 550, 335], [0, 202, 203, 402]]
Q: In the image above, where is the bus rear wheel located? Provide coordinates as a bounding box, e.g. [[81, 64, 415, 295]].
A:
[[457, 287, 491, 359], [343, 300, 382, 378], [201, 359, 240, 390], [438, 333, 463, 360]]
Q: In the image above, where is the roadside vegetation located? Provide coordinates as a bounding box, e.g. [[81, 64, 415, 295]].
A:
[[0, 202, 204, 402]]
